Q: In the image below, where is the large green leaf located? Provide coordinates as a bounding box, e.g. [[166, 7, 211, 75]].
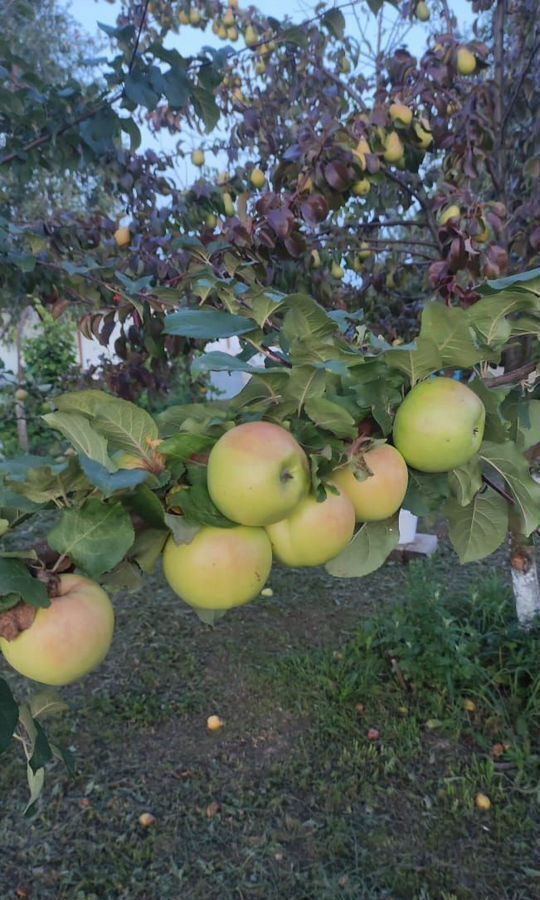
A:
[[43, 412, 116, 471], [384, 337, 442, 384], [79, 456, 148, 496], [163, 309, 257, 339], [54, 390, 115, 417], [304, 396, 357, 438], [160, 433, 215, 462], [420, 303, 487, 367], [446, 490, 508, 563], [0, 559, 49, 607], [192, 351, 267, 375], [325, 517, 400, 578], [479, 441, 540, 536], [403, 471, 450, 517], [467, 292, 540, 348], [448, 458, 483, 506], [48, 499, 135, 577], [95, 403, 158, 462]]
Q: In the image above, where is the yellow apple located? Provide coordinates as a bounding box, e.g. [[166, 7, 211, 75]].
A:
[[0, 574, 114, 686], [439, 204, 461, 225], [416, 1, 430, 21], [389, 102, 413, 126], [162, 525, 272, 609], [207, 421, 310, 526], [332, 445, 409, 522], [114, 226, 131, 248], [352, 179, 371, 196], [265, 486, 355, 566], [250, 167, 266, 189], [457, 47, 477, 75], [383, 131, 405, 164], [393, 377, 486, 472], [191, 148, 205, 167]]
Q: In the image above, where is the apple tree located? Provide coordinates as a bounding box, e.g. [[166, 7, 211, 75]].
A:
[[1, 0, 540, 806]]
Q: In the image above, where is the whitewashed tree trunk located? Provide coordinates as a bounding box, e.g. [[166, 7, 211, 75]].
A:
[[511, 538, 540, 629], [15, 309, 29, 453]]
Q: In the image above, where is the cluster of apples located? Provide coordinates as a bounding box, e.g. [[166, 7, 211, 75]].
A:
[[163, 377, 485, 613]]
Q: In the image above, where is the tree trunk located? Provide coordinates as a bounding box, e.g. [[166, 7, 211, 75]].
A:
[[510, 536, 540, 628]]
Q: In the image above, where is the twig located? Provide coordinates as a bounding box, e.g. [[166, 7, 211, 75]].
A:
[[482, 473, 514, 505]]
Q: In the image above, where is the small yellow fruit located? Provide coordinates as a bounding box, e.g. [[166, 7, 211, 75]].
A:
[[212, 21, 220, 35], [383, 131, 404, 164], [179, 10, 189, 24], [439, 204, 461, 226], [189, 8, 201, 26], [475, 792, 491, 811], [250, 167, 266, 189], [207, 715, 224, 731], [206, 213, 218, 228], [415, 1, 430, 21], [217, 24, 227, 39], [311, 249, 321, 268], [227, 25, 238, 41], [232, 88, 245, 103], [414, 121, 433, 149], [357, 241, 372, 260], [228, 0, 239, 7], [191, 148, 205, 167], [331, 261, 345, 279], [223, 7, 235, 25], [223, 192, 234, 216], [352, 179, 370, 197], [245, 24, 257, 47], [463, 699, 477, 712], [14, 388, 28, 401], [474, 219, 490, 243], [255, 60, 266, 75], [260, 587, 274, 597], [217, 171, 231, 185], [353, 138, 371, 169], [114, 226, 131, 249], [340, 56, 351, 74], [139, 812, 156, 827], [389, 102, 413, 126], [300, 175, 314, 192], [457, 47, 477, 75]]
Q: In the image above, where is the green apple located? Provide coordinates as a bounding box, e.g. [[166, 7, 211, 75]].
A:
[[0, 574, 114, 686], [332, 444, 409, 521], [393, 377, 485, 472], [265, 485, 355, 567], [162, 525, 272, 609], [207, 421, 310, 526]]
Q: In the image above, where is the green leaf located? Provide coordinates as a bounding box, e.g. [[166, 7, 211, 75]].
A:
[[446, 490, 508, 563], [304, 396, 357, 438], [28, 719, 52, 773], [29, 689, 69, 721], [467, 292, 540, 349], [191, 607, 228, 626], [164, 513, 200, 545], [79, 455, 148, 496], [191, 86, 220, 132], [130, 528, 168, 573], [6, 460, 89, 505], [24, 763, 45, 816], [281, 294, 337, 348], [322, 8, 345, 38], [180, 467, 236, 528], [160, 433, 214, 462], [479, 441, 540, 536], [468, 378, 510, 443], [0, 678, 18, 753], [325, 517, 400, 578], [481, 267, 540, 293], [54, 390, 115, 416], [0, 559, 49, 607], [420, 303, 486, 368], [124, 70, 159, 110], [43, 412, 116, 471], [163, 309, 257, 340], [0, 518, 8, 536], [100, 560, 143, 593], [384, 337, 442, 384], [95, 403, 158, 462], [403, 471, 450, 517], [192, 351, 267, 375], [48, 499, 135, 577], [448, 457, 483, 506], [122, 484, 165, 527], [285, 366, 325, 414], [250, 288, 287, 327]]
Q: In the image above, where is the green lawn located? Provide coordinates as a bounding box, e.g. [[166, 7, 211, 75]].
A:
[[1, 542, 540, 899]]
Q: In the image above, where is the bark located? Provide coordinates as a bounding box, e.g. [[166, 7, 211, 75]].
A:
[[510, 537, 540, 628]]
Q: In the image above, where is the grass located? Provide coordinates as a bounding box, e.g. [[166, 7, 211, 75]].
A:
[[1, 542, 540, 898]]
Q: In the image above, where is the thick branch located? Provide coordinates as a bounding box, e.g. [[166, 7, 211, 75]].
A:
[[485, 361, 538, 388]]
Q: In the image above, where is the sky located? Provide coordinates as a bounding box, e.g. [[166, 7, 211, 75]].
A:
[[71, 0, 475, 185]]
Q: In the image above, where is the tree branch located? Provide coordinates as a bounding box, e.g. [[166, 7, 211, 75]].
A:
[[485, 361, 538, 388]]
